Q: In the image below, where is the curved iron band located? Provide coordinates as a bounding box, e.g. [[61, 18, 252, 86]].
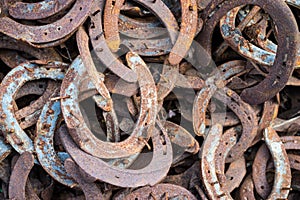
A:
[[168, 0, 198, 65], [264, 127, 291, 200], [201, 124, 233, 199], [8, 0, 76, 20], [103, 0, 125, 52], [0, 36, 62, 61], [60, 54, 157, 159], [0, 0, 92, 44], [59, 124, 172, 188], [8, 152, 34, 200], [89, 0, 137, 83], [35, 98, 77, 187]]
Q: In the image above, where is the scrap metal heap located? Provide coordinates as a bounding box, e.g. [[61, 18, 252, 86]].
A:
[[1, 0, 300, 199]]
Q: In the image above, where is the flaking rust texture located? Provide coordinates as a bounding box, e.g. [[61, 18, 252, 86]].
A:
[[0, 0, 300, 199]]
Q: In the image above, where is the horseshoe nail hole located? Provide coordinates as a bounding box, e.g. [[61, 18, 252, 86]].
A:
[[222, 69, 226, 72], [115, 175, 119, 178], [261, 186, 264, 190], [112, 0, 116, 6], [135, 198, 138, 200], [208, 170, 210, 173], [247, 116, 251, 120], [219, 153, 222, 156], [57, 27, 61, 31], [228, 154, 232, 158], [225, 142, 228, 145], [44, 32, 48, 35], [92, 10, 100, 16], [189, 5, 193, 11], [230, 177, 234, 180], [70, 18, 73, 22], [79, 7, 82, 11]]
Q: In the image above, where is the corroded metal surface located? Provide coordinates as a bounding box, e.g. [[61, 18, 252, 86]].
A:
[[8, 152, 34, 200], [0, 0, 300, 199], [8, 0, 76, 20]]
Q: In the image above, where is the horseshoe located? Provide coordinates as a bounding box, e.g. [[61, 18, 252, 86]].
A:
[[8, 0, 76, 20], [219, 6, 276, 66], [88, 0, 137, 83], [0, 36, 62, 61], [264, 127, 291, 200], [252, 144, 271, 199], [0, 0, 92, 44], [8, 152, 34, 200], [59, 124, 172, 188], [77, 26, 113, 111], [214, 5, 261, 58], [168, 0, 198, 65], [215, 127, 238, 184], [35, 94, 77, 188], [201, 124, 233, 199], [198, 0, 299, 104], [223, 157, 246, 192], [61, 52, 157, 158], [103, 0, 125, 52], [0, 62, 65, 154]]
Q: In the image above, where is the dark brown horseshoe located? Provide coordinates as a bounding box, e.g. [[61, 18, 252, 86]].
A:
[[0, 36, 62, 61], [0, 0, 92, 44], [8, 152, 34, 200], [8, 0, 76, 20], [59, 125, 172, 188], [198, 0, 299, 104]]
